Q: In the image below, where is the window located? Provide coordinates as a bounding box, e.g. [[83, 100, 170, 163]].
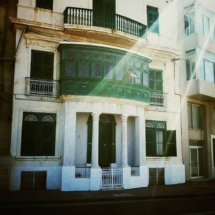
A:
[[147, 6, 159, 34], [149, 69, 163, 92], [21, 171, 47, 190], [31, 50, 54, 80], [21, 112, 56, 156], [145, 121, 177, 157], [199, 59, 215, 84], [187, 104, 202, 129], [36, 0, 53, 10], [186, 50, 196, 80], [184, 12, 195, 36]]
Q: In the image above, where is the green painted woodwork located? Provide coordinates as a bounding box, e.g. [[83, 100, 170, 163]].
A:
[[145, 120, 177, 157], [87, 114, 116, 166], [31, 50, 54, 80], [59, 44, 151, 103], [147, 6, 159, 34], [21, 112, 56, 156]]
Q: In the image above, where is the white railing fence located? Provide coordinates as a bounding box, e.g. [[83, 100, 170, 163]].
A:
[[75, 167, 90, 178], [25, 78, 58, 97], [149, 92, 165, 107], [131, 167, 140, 176], [101, 168, 123, 190]]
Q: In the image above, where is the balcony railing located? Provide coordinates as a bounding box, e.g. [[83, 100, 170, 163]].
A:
[[64, 7, 147, 38], [75, 167, 90, 178], [25, 77, 59, 97], [149, 92, 165, 107], [131, 167, 140, 176]]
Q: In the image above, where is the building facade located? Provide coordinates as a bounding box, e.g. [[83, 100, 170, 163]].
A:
[[9, 0, 186, 191], [178, 0, 215, 181]]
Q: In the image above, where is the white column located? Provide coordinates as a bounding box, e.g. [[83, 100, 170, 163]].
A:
[[91, 112, 101, 168], [121, 114, 129, 167]]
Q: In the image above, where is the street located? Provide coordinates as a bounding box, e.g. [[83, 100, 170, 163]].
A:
[[1, 195, 215, 215]]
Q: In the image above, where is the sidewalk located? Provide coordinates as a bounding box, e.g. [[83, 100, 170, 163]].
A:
[[0, 180, 215, 205]]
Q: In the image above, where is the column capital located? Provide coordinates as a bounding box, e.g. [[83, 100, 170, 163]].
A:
[[121, 114, 129, 121], [91, 112, 101, 120]]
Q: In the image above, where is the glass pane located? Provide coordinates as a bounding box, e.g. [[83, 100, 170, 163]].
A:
[[190, 148, 198, 177], [199, 60, 205, 80], [79, 62, 89, 77], [190, 12, 195, 34], [203, 16, 209, 35], [92, 53, 102, 61], [186, 60, 191, 80], [104, 64, 114, 79], [92, 63, 102, 78], [116, 65, 124, 80], [192, 105, 201, 129], [204, 60, 214, 83], [187, 104, 192, 128], [156, 131, 163, 156], [65, 61, 76, 76], [104, 54, 113, 62], [143, 73, 149, 86], [184, 15, 189, 35], [135, 70, 141, 84], [80, 52, 89, 60]]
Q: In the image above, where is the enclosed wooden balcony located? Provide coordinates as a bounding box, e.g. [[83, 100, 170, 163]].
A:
[[64, 7, 147, 39]]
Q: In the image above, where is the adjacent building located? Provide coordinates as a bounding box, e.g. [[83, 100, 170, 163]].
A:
[[7, 0, 215, 191]]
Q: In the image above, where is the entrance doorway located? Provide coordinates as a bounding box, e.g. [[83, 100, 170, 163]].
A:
[[87, 114, 116, 167], [190, 146, 203, 178]]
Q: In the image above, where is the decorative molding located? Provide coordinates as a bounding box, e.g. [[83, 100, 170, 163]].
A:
[[26, 39, 57, 49]]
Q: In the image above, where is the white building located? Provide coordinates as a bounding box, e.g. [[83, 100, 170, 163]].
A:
[[10, 0, 185, 191], [178, 0, 215, 181]]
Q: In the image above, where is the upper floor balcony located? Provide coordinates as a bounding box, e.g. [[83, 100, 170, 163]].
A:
[[64, 7, 147, 39]]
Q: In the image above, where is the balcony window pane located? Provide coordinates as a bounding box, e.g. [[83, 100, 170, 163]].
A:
[[65, 61, 76, 76], [143, 72, 149, 86], [116, 65, 124, 80], [79, 62, 89, 77], [92, 63, 102, 78], [199, 60, 205, 80], [203, 16, 210, 35], [190, 13, 195, 34], [104, 64, 114, 79], [204, 60, 214, 83], [135, 70, 141, 84]]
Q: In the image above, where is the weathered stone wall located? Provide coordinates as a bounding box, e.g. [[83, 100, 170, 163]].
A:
[[0, 0, 17, 192]]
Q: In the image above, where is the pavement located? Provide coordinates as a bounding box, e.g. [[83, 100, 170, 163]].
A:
[[0, 180, 215, 205]]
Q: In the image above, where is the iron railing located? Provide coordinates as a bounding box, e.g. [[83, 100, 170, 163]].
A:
[[64, 7, 147, 38], [149, 92, 165, 106], [75, 167, 90, 178], [25, 78, 59, 97], [101, 168, 123, 190], [131, 167, 140, 176]]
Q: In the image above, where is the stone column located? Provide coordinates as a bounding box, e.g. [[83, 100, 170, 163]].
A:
[[91, 112, 100, 168], [121, 114, 129, 167]]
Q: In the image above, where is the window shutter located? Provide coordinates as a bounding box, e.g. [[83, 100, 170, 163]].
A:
[[40, 122, 55, 156], [21, 122, 38, 156], [165, 130, 177, 156], [146, 129, 155, 156]]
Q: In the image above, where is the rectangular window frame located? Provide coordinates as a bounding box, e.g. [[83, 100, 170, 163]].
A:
[[184, 12, 195, 36], [187, 103, 202, 130], [147, 6, 160, 34], [146, 121, 177, 157], [21, 112, 56, 157]]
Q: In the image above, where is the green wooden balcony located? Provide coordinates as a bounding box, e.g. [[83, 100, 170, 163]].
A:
[[64, 7, 147, 39], [61, 78, 149, 103]]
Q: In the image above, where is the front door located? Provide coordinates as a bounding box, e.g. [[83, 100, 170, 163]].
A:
[[93, 0, 115, 29], [190, 147, 203, 178], [99, 114, 115, 167], [87, 114, 116, 167]]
